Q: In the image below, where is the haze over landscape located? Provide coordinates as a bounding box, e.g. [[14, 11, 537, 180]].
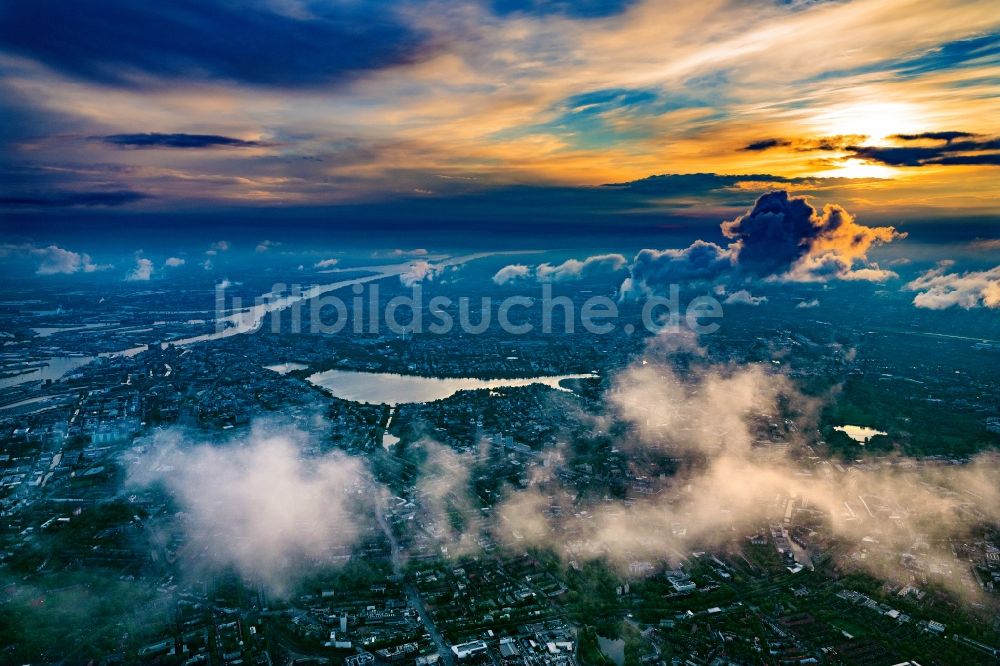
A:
[[0, 1, 999, 664]]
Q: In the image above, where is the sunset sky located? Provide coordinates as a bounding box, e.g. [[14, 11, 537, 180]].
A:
[[1, 0, 999, 242]]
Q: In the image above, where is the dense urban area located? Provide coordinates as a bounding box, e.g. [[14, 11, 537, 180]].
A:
[[1, 255, 999, 666]]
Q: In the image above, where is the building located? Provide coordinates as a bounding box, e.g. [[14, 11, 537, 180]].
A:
[[452, 640, 488, 659]]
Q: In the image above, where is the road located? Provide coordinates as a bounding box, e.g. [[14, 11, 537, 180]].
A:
[[376, 506, 455, 666]]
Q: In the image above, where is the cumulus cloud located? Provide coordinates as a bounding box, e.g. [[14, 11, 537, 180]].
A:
[[722, 190, 904, 282], [255, 239, 280, 252], [620, 241, 735, 297], [493, 254, 627, 285], [164, 256, 185, 267], [905, 262, 1000, 309], [390, 248, 428, 257], [796, 298, 820, 308], [536, 253, 627, 282], [493, 263, 532, 285], [314, 258, 340, 269], [127, 423, 375, 595], [722, 289, 767, 306], [0, 243, 110, 275], [621, 192, 903, 297], [125, 256, 154, 281], [400, 259, 442, 286]]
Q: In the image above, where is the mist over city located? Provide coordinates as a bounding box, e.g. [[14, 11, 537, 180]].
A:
[[1, 1, 999, 664]]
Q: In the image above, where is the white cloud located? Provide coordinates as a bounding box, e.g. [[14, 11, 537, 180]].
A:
[[905, 262, 1000, 309], [127, 423, 376, 595], [723, 289, 767, 305], [796, 298, 820, 308], [492, 263, 531, 285], [125, 256, 154, 281], [0, 243, 110, 275], [494, 345, 1000, 603], [400, 259, 440, 287], [314, 258, 340, 269], [536, 253, 627, 283], [492, 254, 627, 285], [164, 256, 185, 267], [256, 240, 280, 253]]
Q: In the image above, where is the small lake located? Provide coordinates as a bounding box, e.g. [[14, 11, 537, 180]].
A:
[[834, 425, 887, 444], [306, 369, 597, 405], [597, 636, 625, 666]]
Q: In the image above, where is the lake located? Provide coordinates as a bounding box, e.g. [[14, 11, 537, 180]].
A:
[[834, 425, 887, 444], [306, 369, 597, 405]]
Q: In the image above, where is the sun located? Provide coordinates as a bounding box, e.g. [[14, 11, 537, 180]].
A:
[[805, 101, 927, 178], [809, 101, 926, 144]]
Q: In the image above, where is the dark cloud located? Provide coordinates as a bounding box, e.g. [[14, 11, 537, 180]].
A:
[[847, 136, 1000, 167], [102, 133, 262, 149], [741, 130, 1000, 168], [721, 190, 903, 281], [739, 135, 865, 152], [0, 190, 149, 207], [742, 138, 792, 151], [0, 0, 431, 88], [926, 153, 1000, 166], [809, 135, 868, 151], [604, 172, 798, 195], [929, 136, 1000, 151], [847, 145, 945, 166], [622, 240, 734, 296], [622, 191, 905, 295], [720, 190, 821, 275], [490, 0, 636, 18], [891, 131, 977, 142]]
